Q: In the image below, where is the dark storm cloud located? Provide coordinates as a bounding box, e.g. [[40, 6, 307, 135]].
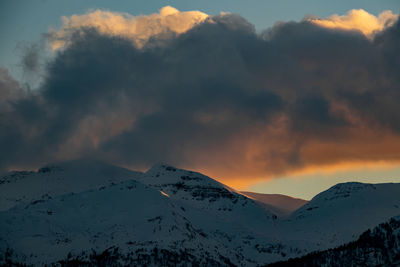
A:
[[19, 43, 41, 73], [0, 13, 400, 180], [0, 68, 22, 107]]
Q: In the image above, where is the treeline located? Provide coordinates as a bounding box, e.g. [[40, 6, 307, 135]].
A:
[[266, 217, 400, 267], [1, 246, 236, 267]]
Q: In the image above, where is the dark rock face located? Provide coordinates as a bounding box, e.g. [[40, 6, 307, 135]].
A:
[[143, 164, 254, 206], [0, 171, 34, 185], [161, 182, 243, 202]]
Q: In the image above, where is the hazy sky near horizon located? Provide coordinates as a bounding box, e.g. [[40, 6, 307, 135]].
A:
[[249, 165, 400, 200], [1, 1, 400, 199]]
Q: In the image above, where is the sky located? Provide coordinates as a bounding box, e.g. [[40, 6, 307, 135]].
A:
[[0, 0, 400, 199], [1, 0, 399, 80]]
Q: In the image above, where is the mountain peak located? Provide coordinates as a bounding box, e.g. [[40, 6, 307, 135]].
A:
[[144, 163, 217, 187], [330, 181, 375, 190], [312, 182, 376, 203], [0, 159, 143, 212], [144, 163, 225, 190], [146, 163, 184, 175], [287, 182, 400, 249]]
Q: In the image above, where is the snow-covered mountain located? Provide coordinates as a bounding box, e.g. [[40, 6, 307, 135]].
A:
[[1, 160, 400, 266], [280, 182, 400, 252], [139, 163, 278, 224], [0, 159, 142, 211], [0, 161, 288, 266]]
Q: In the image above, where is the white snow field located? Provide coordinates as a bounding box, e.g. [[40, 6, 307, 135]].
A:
[[1, 160, 400, 265]]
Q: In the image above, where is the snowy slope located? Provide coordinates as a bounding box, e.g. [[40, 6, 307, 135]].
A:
[[0, 162, 294, 266], [0, 179, 239, 265], [269, 216, 400, 267], [140, 164, 278, 221], [2, 162, 400, 266], [281, 182, 400, 251], [241, 191, 308, 217], [0, 159, 142, 211], [136, 164, 292, 264]]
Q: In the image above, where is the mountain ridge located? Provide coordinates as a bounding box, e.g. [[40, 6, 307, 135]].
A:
[[240, 191, 308, 217], [1, 159, 400, 266]]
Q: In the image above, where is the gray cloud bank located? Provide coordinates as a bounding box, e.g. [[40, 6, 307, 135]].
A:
[[1, 12, 400, 182]]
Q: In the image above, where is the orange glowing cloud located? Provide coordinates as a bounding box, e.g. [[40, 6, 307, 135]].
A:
[[308, 9, 398, 38], [49, 6, 209, 50], [181, 111, 400, 190]]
